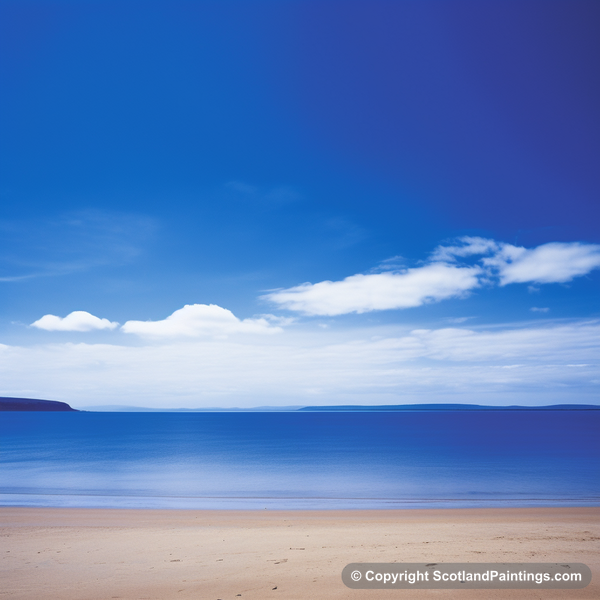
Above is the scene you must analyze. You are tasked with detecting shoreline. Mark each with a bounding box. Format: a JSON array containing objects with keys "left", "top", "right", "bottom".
[
  {"left": 2, "top": 506, "right": 599, "bottom": 599},
  {"left": 3, "top": 498, "right": 599, "bottom": 511}
]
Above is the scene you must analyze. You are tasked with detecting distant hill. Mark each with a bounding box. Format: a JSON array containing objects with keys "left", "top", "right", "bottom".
[
  {"left": 0, "top": 397, "right": 78, "bottom": 411},
  {"left": 84, "top": 405, "right": 304, "bottom": 412},
  {"left": 298, "top": 403, "right": 600, "bottom": 411}
]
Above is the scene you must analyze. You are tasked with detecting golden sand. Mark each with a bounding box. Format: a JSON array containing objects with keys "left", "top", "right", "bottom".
[{"left": 1, "top": 507, "right": 598, "bottom": 599}]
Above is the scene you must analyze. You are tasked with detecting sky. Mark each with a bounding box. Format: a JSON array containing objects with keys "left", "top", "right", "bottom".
[{"left": 0, "top": 0, "right": 599, "bottom": 408}]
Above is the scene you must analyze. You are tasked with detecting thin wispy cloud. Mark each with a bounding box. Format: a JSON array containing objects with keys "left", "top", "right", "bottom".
[
  {"left": 121, "top": 303, "right": 282, "bottom": 338},
  {"left": 225, "top": 181, "right": 302, "bottom": 205},
  {"left": 320, "top": 217, "right": 368, "bottom": 250},
  {"left": 430, "top": 237, "right": 499, "bottom": 261},
  {"left": 31, "top": 311, "right": 119, "bottom": 332},
  {"left": 266, "top": 238, "right": 600, "bottom": 316},
  {"left": 0, "top": 210, "right": 157, "bottom": 281}
]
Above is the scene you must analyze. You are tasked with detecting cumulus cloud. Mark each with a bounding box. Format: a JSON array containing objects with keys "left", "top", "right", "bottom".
[
  {"left": 121, "top": 303, "right": 282, "bottom": 338},
  {"left": 31, "top": 311, "right": 119, "bottom": 332},
  {"left": 265, "top": 263, "right": 481, "bottom": 316},
  {"left": 267, "top": 237, "right": 600, "bottom": 316}
]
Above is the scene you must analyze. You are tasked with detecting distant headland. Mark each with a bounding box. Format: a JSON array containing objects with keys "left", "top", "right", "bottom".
[
  {"left": 0, "top": 397, "right": 78, "bottom": 411},
  {"left": 298, "top": 404, "right": 600, "bottom": 411}
]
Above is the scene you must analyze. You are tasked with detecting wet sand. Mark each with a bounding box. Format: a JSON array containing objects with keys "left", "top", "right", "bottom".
[{"left": 1, "top": 507, "right": 598, "bottom": 599}]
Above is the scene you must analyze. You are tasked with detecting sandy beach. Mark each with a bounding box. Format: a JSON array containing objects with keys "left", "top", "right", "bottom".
[{"left": 1, "top": 507, "right": 598, "bottom": 600}]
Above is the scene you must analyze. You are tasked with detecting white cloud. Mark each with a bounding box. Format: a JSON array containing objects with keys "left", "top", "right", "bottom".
[
  {"left": 430, "top": 236, "right": 499, "bottom": 262},
  {"left": 265, "top": 263, "right": 482, "bottom": 316},
  {"left": 530, "top": 307, "right": 550, "bottom": 313},
  {"left": 121, "top": 303, "right": 282, "bottom": 338},
  {"left": 31, "top": 311, "right": 119, "bottom": 332},
  {"left": 266, "top": 237, "right": 600, "bottom": 316},
  {"left": 2, "top": 320, "right": 598, "bottom": 407},
  {"left": 487, "top": 242, "right": 600, "bottom": 285},
  {"left": 398, "top": 321, "right": 599, "bottom": 362},
  {"left": 436, "top": 237, "right": 600, "bottom": 284},
  {"left": 256, "top": 314, "right": 297, "bottom": 326}
]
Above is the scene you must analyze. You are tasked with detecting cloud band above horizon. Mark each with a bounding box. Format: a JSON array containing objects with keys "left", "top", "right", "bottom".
[{"left": 5, "top": 319, "right": 600, "bottom": 408}]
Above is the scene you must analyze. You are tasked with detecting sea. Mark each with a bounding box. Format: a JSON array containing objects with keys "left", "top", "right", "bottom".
[{"left": 1, "top": 410, "right": 599, "bottom": 510}]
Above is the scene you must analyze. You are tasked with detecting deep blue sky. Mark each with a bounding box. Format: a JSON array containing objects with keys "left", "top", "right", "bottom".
[{"left": 1, "top": 1, "right": 598, "bottom": 406}]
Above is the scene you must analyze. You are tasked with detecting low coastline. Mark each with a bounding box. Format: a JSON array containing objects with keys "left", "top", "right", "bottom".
[{"left": 2, "top": 506, "right": 599, "bottom": 599}]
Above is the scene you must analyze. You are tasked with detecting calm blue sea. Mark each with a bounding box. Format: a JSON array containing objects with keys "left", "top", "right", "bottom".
[{"left": 1, "top": 411, "right": 599, "bottom": 509}]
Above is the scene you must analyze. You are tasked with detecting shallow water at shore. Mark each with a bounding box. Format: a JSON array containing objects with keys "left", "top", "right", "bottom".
[{"left": 1, "top": 411, "right": 599, "bottom": 509}]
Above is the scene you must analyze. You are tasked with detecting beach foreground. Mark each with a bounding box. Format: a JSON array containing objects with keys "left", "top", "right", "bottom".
[{"left": 1, "top": 507, "right": 598, "bottom": 600}]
